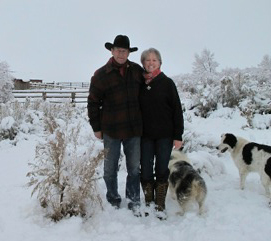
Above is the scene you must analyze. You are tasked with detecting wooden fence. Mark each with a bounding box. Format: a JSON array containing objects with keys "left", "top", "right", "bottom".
[
  {"left": 29, "top": 82, "right": 89, "bottom": 90},
  {"left": 12, "top": 89, "right": 89, "bottom": 104}
]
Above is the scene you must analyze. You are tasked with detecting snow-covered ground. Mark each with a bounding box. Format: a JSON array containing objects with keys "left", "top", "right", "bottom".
[{"left": 0, "top": 105, "right": 271, "bottom": 241}]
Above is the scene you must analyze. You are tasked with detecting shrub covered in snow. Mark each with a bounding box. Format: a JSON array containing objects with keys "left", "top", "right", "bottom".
[
  {"left": 26, "top": 107, "right": 104, "bottom": 221},
  {"left": 0, "top": 100, "right": 44, "bottom": 141},
  {"left": 0, "top": 116, "right": 18, "bottom": 140},
  {"left": 0, "top": 61, "right": 14, "bottom": 103},
  {"left": 175, "top": 53, "right": 271, "bottom": 118}
]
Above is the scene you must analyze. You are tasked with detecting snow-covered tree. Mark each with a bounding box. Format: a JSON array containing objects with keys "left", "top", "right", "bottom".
[
  {"left": 258, "top": 54, "right": 271, "bottom": 84},
  {"left": 219, "top": 76, "right": 238, "bottom": 107},
  {"left": 0, "top": 61, "right": 14, "bottom": 103},
  {"left": 187, "top": 49, "right": 220, "bottom": 116},
  {"left": 192, "top": 48, "right": 219, "bottom": 84}
]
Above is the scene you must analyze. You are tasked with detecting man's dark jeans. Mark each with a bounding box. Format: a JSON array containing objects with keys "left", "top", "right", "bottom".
[{"left": 103, "top": 134, "right": 141, "bottom": 208}]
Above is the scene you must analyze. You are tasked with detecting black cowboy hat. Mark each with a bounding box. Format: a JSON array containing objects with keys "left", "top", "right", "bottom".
[{"left": 105, "top": 35, "right": 138, "bottom": 52}]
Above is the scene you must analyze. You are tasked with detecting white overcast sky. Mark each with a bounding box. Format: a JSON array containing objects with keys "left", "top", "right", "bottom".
[{"left": 1, "top": 0, "right": 271, "bottom": 82}]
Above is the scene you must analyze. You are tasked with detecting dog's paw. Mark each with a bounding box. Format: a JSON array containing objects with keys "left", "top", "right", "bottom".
[
  {"left": 176, "top": 211, "right": 185, "bottom": 216},
  {"left": 156, "top": 211, "right": 167, "bottom": 220},
  {"left": 199, "top": 206, "right": 208, "bottom": 216},
  {"left": 268, "top": 201, "right": 271, "bottom": 208}
]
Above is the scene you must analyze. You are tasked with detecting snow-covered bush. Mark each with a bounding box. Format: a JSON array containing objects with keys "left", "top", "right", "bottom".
[
  {"left": 0, "top": 116, "right": 18, "bottom": 141},
  {"left": 251, "top": 114, "right": 271, "bottom": 129},
  {"left": 0, "top": 99, "right": 104, "bottom": 221},
  {"left": 174, "top": 53, "right": 271, "bottom": 118},
  {"left": 0, "top": 100, "right": 45, "bottom": 140},
  {"left": 220, "top": 76, "right": 239, "bottom": 107},
  {"left": 27, "top": 112, "right": 104, "bottom": 221},
  {"left": 189, "top": 151, "right": 225, "bottom": 178},
  {"left": 0, "top": 61, "right": 14, "bottom": 103}
]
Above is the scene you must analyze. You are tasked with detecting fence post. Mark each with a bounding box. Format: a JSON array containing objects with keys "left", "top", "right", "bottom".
[
  {"left": 42, "top": 92, "right": 47, "bottom": 101},
  {"left": 71, "top": 92, "right": 76, "bottom": 106}
]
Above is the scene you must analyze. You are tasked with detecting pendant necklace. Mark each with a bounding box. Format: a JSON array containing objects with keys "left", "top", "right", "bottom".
[{"left": 146, "top": 85, "right": 151, "bottom": 90}]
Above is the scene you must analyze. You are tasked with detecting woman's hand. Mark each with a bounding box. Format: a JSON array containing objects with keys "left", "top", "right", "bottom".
[
  {"left": 94, "top": 131, "right": 103, "bottom": 139},
  {"left": 173, "top": 140, "right": 183, "bottom": 150}
]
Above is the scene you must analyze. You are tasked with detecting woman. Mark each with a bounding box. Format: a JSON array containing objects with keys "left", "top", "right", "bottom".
[{"left": 139, "top": 48, "right": 184, "bottom": 215}]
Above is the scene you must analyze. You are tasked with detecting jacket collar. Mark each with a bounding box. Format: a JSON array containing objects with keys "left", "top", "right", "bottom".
[{"left": 105, "top": 58, "right": 131, "bottom": 74}]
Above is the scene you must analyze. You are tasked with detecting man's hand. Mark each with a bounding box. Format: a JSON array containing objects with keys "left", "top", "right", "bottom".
[{"left": 94, "top": 131, "right": 103, "bottom": 139}]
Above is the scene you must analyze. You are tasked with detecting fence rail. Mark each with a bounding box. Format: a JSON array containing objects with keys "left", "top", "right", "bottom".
[
  {"left": 30, "top": 82, "right": 89, "bottom": 90},
  {"left": 12, "top": 90, "right": 89, "bottom": 104}
]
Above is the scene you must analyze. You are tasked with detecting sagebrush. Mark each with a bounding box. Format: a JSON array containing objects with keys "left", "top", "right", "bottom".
[{"left": 27, "top": 112, "right": 104, "bottom": 221}]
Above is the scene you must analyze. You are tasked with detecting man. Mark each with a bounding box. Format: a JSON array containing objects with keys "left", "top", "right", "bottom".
[{"left": 87, "top": 35, "right": 143, "bottom": 214}]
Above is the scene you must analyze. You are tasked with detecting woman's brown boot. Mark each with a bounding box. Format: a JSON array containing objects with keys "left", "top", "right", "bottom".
[
  {"left": 141, "top": 181, "right": 155, "bottom": 206},
  {"left": 155, "top": 181, "right": 168, "bottom": 220}
]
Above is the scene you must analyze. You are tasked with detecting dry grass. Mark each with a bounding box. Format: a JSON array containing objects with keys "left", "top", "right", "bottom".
[{"left": 27, "top": 112, "right": 104, "bottom": 221}]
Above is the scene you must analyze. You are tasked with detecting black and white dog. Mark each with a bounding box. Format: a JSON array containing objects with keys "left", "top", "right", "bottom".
[
  {"left": 217, "top": 133, "right": 271, "bottom": 204},
  {"left": 168, "top": 150, "right": 207, "bottom": 215}
]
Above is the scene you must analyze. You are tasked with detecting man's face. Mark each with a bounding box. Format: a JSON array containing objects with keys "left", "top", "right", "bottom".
[{"left": 111, "top": 47, "right": 130, "bottom": 64}]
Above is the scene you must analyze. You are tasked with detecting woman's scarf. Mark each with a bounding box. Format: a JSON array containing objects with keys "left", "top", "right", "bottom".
[{"left": 143, "top": 68, "right": 161, "bottom": 85}]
